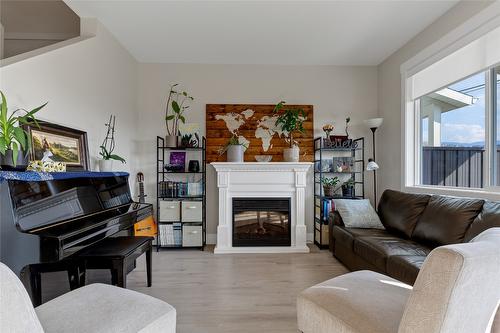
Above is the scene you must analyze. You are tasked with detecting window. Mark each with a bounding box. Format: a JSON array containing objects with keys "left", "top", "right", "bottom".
[
  {"left": 419, "top": 72, "right": 486, "bottom": 188},
  {"left": 496, "top": 67, "right": 500, "bottom": 186}
]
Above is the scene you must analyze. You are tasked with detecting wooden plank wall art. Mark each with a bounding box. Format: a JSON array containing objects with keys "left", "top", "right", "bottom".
[{"left": 206, "top": 104, "right": 313, "bottom": 162}]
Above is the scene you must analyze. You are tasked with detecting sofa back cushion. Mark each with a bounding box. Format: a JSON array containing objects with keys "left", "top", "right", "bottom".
[
  {"left": 464, "top": 201, "right": 500, "bottom": 242},
  {"left": 378, "top": 190, "right": 430, "bottom": 238},
  {"left": 412, "top": 195, "right": 484, "bottom": 246}
]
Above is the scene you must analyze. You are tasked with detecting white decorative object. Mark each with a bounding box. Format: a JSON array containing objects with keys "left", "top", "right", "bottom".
[
  {"left": 334, "top": 199, "right": 384, "bottom": 229},
  {"left": 283, "top": 145, "right": 300, "bottom": 162},
  {"left": 366, "top": 160, "right": 380, "bottom": 171},
  {"left": 98, "top": 159, "right": 113, "bottom": 172},
  {"left": 226, "top": 145, "right": 244, "bottom": 162},
  {"left": 212, "top": 162, "right": 312, "bottom": 253},
  {"left": 255, "top": 155, "right": 272, "bottom": 162}
]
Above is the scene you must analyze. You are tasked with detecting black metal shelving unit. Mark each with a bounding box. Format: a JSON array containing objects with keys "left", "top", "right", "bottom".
[
  {"left": 156, "top": 136, "right": 206, "bottom": 251},
  {"left": 313, "top": 137, "right": 365, "bottom": 249}
]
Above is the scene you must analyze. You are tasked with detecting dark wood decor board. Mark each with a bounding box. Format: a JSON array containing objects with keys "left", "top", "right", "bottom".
[{"left": 206, "top": 104, "right": 313, "bottom": 163}]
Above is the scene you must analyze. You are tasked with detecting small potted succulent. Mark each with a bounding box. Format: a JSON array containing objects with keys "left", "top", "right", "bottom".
[
  {"left": 273, "top": 101, "right": 306, "bottom": 162},
  {"left": 341, "top": 177, "right": 355, "bottom": 197},
  {"left": 99, "top": 115, "right": 126, "bottom": 171},
  {"left": 322, "top": 176, "right": 340, "bottom": 197},
  {"left": 218, "top": 135, "right": 248, "bottom": 162},
  {"left": 0, "top": 91, "right": 47, "bottom": 171},
  {"left": 164, "top": 84, "right": 194, "bottom": 148}
]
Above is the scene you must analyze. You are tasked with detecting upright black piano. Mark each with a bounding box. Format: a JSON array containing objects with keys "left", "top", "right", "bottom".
[{"left": 0, "top": 171, "right": 152, "bottom": 304}]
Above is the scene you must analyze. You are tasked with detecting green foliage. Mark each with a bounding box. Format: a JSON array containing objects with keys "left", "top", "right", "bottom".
[
  {"left": 99, "top": 145, "right": 126, "bottom": 164},
  {"left": 342, "top": 177, "right": 355, "bottom": 188},
  {"left": 0, "top": 91, "right": 47, "bottom": 166},
  {"left": 273, "top": 100, "right": 306, "bottom": 148},
  {"left": 164, "top": 84, "right": 194, "bottom": 136},
  {"left": 321, "top": 176, "right": 340, "bottom": 187}
]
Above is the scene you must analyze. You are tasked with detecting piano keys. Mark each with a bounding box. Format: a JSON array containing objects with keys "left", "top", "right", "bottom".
[{"left": 0, "top": 171, "right": 153, "bottom": 304}]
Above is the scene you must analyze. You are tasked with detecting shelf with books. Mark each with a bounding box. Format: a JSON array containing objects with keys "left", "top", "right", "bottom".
[
  {"left": 156, "top": 136, "right": 206, "bottom": 251},
  {"left": 313, "top": 137, "right": 365, "bottom": 249}
]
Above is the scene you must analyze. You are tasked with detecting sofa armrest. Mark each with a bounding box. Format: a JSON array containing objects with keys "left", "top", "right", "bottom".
[{"left": 328, "top": 211, "right": 344, "bottom": 253}]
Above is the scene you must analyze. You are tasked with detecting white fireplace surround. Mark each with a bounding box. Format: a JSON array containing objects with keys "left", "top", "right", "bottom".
[{"left": 211, "top": 162, "right": 312, "bottom": 254}]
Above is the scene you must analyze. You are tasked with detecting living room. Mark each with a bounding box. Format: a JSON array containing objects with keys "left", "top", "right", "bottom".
[{"left": 0, "top": 1, "right": 499, "bottom": 332}]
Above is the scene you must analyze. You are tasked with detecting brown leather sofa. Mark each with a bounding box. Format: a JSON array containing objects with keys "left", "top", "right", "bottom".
[{"left": 328, "top": 189, "right": 500, "bottom": 285}]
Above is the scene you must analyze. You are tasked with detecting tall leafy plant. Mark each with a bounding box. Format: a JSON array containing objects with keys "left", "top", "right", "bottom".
[
  {"left": 0, "top": 91, "right": 47, "bottom": 165},
  {"left": 165, "top": 84, "right": 194, "bottom": 136},
  {"left": 273, "top": 101, "right": 306, "bottom": 148}
]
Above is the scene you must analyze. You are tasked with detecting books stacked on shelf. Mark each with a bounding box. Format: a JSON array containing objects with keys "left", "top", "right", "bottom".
[
  {"left": 315, "top": 197, "right": 336, "bottom": 222},
  {"left": 159, "top": 181, "right": 203, "bottom": 197},
  {"left": 158, "top": 223, "right": 182, "bottom": 246}
]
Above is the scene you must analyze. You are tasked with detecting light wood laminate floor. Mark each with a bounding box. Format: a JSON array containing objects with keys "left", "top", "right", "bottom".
[{"left": 42, "top": 245, "right": 348, "bottom": 333}]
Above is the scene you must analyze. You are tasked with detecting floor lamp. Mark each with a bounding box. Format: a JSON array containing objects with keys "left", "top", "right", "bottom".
[{"left": 364, "top": 118, "right": 383, "bottom": 208}]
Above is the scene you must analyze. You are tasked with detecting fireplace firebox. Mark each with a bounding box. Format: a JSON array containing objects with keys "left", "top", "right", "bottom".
[{"left": 232, "top": 198, "right": 291, "bottom": 247}]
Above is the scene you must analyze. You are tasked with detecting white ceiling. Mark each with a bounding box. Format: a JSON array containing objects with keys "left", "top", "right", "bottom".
[{"left": 65, "top": 0, "right": 458, "bottom": 66}]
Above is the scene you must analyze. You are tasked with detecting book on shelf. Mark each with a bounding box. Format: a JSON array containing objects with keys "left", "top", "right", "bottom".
[{"left": 159, "top": 181, "right": 203, "bottom": 197}]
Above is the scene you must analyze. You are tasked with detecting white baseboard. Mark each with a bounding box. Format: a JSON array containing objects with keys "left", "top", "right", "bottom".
[{"left": 206, "top": 233, "right": 315, "bottom": 245}]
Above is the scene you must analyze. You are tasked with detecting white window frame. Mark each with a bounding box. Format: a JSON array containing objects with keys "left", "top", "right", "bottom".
[{"left": 401, "top": 2, "right": 500, "bottom": 201}]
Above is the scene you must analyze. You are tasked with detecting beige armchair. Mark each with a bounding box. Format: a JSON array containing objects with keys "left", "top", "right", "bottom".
[
  {"left": 0, "top": 262, "right": 176, "bottom": 333},
  {"left": 298, "top": 228, "right": 500, "bottom": 333}
]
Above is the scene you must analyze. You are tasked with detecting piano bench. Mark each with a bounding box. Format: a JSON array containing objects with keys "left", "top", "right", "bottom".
[{"left": 77, "top": 236, "right": 154, "bottom": 289}]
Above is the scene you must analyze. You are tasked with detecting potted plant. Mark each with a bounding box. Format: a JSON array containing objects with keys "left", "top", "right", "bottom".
[
  {"left": 0, "top": 91, "right": 47, "bottom": 171},
  {"left": 99, "top": 115, "right": 126, "bottom": 171},
  {"left": 341, "top": 177, "right": 355, "bottom": 197},
  {"left": 322, "top": 176, "right": 340, "bottom": 197},
  {"left": 165, "top": 84, "right": 194, "bottom": 147},
  {"left": 218, "top": 135, "right": 248, "bottom": 162},
  {"left": 273, "top": 101, "right": 306, "bottom": 162}
]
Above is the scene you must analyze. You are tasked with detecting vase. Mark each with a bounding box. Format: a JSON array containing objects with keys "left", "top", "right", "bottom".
[
  {"left": 0, "top": 149, "right": 29, "bottom": 171},
  {"left": 227, "top": 145, "right": 244, "bottom": 162},
  {"left": 323, "top": 185, "right": 336, "bottom": 197},
  {"left": 165, "top": 135, "right": 178, "bottom": 148},
  {"left": 342, "top": 186, "right": 354, "bottom": 197},
  {"left": 283, "top": 146, "right": 300, "bottom": 162},
  {"left": 98, "top": 159, "right": 114, "bottom": 172}
]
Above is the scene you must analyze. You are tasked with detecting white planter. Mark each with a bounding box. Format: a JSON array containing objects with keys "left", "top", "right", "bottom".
[
  {"left": 165, "top": 135, "right": 178, "bottom": 148},
  {"left": 227, "top": 145, "right": 244, "bottom": 162},
  {"left": 98, "top": 159, "right": 114, "bottom": 172},
  {"left": 283, "top": 146, "right": 300, "bottom": 162}
]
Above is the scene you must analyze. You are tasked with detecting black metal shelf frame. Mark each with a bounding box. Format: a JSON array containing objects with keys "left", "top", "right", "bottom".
[
  {"left": 156, "top": 136, "right": 207, "bottom": 251},
  {"left": 313, "top": 137, "right": 365, "bottom": 249}
]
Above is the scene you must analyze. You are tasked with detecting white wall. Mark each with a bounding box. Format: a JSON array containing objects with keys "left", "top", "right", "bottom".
[
  {"left": 136, "top": 63, "right": 378, "bottom": 238},
  {"left": 0, "top": 21, "right": 138, "bottom": 178},
  {"left": 377, "top": 1, "right": 494, "bottom": 195}
]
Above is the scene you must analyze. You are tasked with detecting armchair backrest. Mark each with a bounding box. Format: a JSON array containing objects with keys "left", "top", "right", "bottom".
[
  {"left": 398, "top": 228, "right": 500, "bottom": 333},
  {"left": 0, "top": 262, "right": 44, "bottom": 332}
]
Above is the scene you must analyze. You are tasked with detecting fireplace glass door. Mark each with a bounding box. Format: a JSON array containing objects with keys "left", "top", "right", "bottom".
[{"left": 232, "top": 198, "right": 291, "bottom": 247}]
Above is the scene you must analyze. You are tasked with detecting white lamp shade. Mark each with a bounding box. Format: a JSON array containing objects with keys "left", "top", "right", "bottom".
[
  {"left": 366, "top": 160, "right": 379, "bottom": 171},
  {"left": 364, "top": 118, "right": 384, "bottom": 129}
]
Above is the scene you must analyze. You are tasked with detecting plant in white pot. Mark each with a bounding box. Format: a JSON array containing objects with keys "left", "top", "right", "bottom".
[
  {"left": 164, "top": 84, "right": 194, "bottom": 148},
  {"left": 218, "top": 135, "right": 248, "bottom": 162},
  {"left": 273, "top": 101, "right": 306, "bottom": 162},
  {"left": 0, "top": 91, "right": 47, "bottom": 171},
  {"left": 98, "top": 115, "right": 125, "bottom": 172}
]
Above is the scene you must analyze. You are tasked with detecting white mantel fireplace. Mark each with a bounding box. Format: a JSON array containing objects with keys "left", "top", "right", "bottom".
[{"left": 211, "top": 162, "right": 312, "bottom": 254}]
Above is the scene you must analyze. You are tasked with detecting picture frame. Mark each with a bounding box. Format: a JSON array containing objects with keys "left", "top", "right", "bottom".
[{"left": 23, "top": 121, "right": 90, "bottom": 171}]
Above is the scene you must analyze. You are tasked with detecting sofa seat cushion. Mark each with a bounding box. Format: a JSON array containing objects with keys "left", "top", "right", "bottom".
[
  {"left": 412, "top": 195, "right": 484, "bottom": 246},
  {"left": 36, "top": 283, "right": 176, "bottom": 333},
  {"left": 353, "top": 236, "right": 431, "bottom": 271},
  {"left": 386, "top": 255, "right": 426, "bottom": 285},
  {"left": 332, "top": 226, "right": 391, "bottom": 250},
  {"left": 378, "top": 190, "right": 430, "bottom": 238},
  {"left": 297, "top": 270, "right": 412, "bottom": 333}
]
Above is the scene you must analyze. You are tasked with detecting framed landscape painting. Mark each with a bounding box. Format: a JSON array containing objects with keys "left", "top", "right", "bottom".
[{"left": 24, "top": 121, "right": 90, "bottom": 171}]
